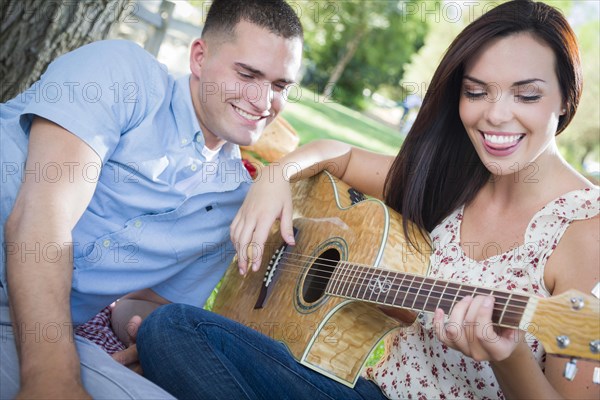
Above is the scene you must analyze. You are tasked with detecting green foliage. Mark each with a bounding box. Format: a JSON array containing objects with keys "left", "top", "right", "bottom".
[
  {"left": 299, "top": 0, "right": 430, "bottom": 109},
  {"left": 557, "top": 16, "right": 600, "bottom": 174},
  {"left": 366, "top": 340, "right": 385, "bottom": 367}
]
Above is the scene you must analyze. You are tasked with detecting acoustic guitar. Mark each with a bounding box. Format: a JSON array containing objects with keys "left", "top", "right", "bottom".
[{"left": 213, "top": 171, "right": 600, "bottom": 388}]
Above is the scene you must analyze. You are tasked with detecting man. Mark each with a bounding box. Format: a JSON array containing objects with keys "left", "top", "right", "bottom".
[{"left": 0, "top": 0, "right": 303, "bottom": 397}]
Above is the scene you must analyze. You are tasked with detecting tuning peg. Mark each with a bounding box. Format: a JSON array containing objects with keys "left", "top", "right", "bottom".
[
  {"left": 592, "top": 282, "right": 600, "bottom": 299},
  {"left": 563, "top": 358, "right": 578, "bottom": 381},
  {"left": 594, "top": 367, "right": 600, "bottom": 385}
]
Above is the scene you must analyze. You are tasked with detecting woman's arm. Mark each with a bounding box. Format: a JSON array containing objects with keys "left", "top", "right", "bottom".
[
  {"left": 231, "top": 139, "right": 394, "bottom": 274},
  {"left": 532, "top": 216, "right": 600, "bottom": 399},
  {"left": 433, "top": 216, "right": 599, "bottom": 399}
]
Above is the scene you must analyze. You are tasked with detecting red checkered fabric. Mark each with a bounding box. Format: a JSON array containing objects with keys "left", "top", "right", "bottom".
[{"left": 74, "top": 306, "right": 126, "bottom": 354}]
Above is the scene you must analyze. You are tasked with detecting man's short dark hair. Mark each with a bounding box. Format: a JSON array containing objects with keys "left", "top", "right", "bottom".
[{"left": 202, "top": 0, "right": 303, "bottom": 41}]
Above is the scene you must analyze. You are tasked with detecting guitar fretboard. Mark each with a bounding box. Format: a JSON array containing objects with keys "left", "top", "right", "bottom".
[{"left": 326, "top": 262, "right": 530, "bottom": 328}]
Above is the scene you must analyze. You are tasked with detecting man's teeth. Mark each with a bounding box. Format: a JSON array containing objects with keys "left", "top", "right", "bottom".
[
  {"left": 484, "top": 134, "right": 523, "bottom": 145},
  {"left": 234, "top": 106, "right": 261, "bottom": 121}
]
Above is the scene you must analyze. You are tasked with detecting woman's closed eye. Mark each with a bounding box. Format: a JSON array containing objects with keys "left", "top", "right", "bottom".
[
  {"left": 463, "top": 89, "right": 486, "bottom": 99},
  {"left": 515, "top": 94, "right": 541, "bottom": 103}
]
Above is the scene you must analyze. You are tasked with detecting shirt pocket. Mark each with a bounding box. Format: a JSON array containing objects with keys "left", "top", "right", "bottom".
[
  {"left": 168, "top": 203, "right": 230, "bottom": 263},
  {"left": 73, "top": 207, "right": 182, "bottom": 272}
]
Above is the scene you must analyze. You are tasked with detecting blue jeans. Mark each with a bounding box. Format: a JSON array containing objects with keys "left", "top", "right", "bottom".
[
  {"left": 0, "top": 284, "right": 174, "bottom": 399},
  {"left": 137, "top": 304, "right": 388, "bottom": 400}
]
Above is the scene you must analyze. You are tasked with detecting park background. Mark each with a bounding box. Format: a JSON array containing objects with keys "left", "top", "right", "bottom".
[
  {"left": 120, "top": 0, "right": 600, "bottom": 178},
  {"left": 1, "top": 0, "right": 599, "bottom": 366},
  {"left": 2, "top": 0, "right": 598, "bottom": 176}
]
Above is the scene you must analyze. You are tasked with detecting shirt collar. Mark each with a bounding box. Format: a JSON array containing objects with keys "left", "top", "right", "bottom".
[{"left": 172, "top": 74, "right": 241, "bottom": 160}]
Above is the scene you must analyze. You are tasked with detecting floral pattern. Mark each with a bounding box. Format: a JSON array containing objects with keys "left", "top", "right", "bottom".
[{"left": 364, "top": 187, "right": 599, "bottom": 399}]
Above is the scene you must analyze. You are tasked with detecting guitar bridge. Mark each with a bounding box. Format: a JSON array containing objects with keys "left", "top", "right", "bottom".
[{"left": 254, "top": 228, "right": 297, "bottom": 309}]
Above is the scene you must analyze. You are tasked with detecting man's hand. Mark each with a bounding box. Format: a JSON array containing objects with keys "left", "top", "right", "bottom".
[{"left": 112, "top": 315, "right": 143, "bottom": 375}]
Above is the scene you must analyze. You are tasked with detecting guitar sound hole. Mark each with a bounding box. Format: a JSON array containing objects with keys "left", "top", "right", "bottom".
[{"left": 302, "top": 248, "right": 340, "bottom": 303}]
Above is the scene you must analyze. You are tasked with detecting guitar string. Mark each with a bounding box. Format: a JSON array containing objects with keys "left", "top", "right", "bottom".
[
  {"left": 276, "top": 252, "right": 600, "bottom": 318},
  {"left": 268, "top": 250, "right": 527, "bottom": 304},
  {"left": 251, "top": 251, "right": 530, "bottom": 318},
  {"left": 246, "top": 251, "right": 599, "bottom": 318}
]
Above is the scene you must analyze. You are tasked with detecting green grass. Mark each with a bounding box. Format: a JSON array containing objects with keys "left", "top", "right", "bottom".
[{"left": 282, "top": 88, "right": 402, "bottom": 154}]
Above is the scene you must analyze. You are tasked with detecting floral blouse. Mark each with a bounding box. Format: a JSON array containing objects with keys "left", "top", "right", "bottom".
[{"left": 364, "top": 187, "right": 599, "bottom": 399}]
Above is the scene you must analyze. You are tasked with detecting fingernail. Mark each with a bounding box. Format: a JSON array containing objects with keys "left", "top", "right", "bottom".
[
  {"left": 239, "top": 267, "right": 245, "bottom": 275},
  {"left": 483, "top": 296, "right": 493, "bottom": 308},
  {"left": 287, "top": 235, "right": 295, "bottom": 245}
]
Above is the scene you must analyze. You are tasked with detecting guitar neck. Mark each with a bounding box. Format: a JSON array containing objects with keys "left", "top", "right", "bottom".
[{"left": 326, "top": 262, "right": 530, "bottom": 328}]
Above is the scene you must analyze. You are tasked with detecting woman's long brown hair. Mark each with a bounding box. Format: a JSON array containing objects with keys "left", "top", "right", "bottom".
[{"left": 384, "top": 0, "right": 582, "bottom": 247}]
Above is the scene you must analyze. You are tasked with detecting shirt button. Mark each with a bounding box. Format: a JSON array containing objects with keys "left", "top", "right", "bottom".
[
  {"left": 102, "top": 239, "right": 111, "bottom": 248},
  {"left": 196, "top": 136, "right": 202, "bottom": 143},
  {"left": 190, "top": 164, "right": 198, "bottom": 171},
  {"left": 134, "top": 220, "right": 142, "bottom": 228},
  {"left": 181, "top": 138, "right": 188, "bottom": 145}
]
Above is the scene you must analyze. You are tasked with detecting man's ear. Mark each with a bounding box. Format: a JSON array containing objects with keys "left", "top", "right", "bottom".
[{"left": 190, "top": 39, "right": 208, "bottom": 78}]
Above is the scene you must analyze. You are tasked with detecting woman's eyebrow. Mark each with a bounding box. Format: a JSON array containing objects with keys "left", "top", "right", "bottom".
[{"left": 463, "top": 75, "right": 546, "bottom": 87}]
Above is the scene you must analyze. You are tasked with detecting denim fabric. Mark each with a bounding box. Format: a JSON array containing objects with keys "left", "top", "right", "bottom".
[
  {"left": 0, "top": 286, "right": 175, "bottom": 399},
  {"left": 137, "top": 304, "right": 388, "bottom": 400}
]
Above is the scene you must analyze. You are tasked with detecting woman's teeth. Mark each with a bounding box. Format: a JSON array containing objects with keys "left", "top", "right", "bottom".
[{"left": 484, "top": 133, "right": 523, "bottom": 145}]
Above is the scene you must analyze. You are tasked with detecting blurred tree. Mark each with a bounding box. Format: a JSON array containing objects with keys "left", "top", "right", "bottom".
[
  {"left": 558, "top": 18, "right": 600, "bottom": 173},
  {"left": 299, "top": 0, "right": 429, "bottom": 109},
  {"left": 0, "top": 0, "right": 128, "bottom": 102}
]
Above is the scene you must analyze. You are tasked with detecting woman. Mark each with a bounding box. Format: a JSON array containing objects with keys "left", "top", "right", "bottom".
[{"left": 137, "top": 1, "right": 599, "bottom": 398}]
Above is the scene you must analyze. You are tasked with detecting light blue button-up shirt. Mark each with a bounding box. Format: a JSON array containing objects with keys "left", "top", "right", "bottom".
[{"left": 0, "top": 40, "right": 252, "bottom": 325}]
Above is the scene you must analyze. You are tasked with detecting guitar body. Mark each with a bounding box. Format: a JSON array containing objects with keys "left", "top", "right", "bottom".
[{"left": 213, "top": 172, "right": 431, "bottom": 387}]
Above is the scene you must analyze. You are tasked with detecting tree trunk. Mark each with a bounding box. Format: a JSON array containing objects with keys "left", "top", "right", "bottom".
[
  {"left": 1, "top": 0, "right": 128, "bottom": 102},
  {"left": 322, "top": 27, "right": 366, "bottom": 100}
]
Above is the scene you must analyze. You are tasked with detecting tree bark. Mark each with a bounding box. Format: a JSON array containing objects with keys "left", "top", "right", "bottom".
[
  {"left": 322, "top": 27, "right": 366, "bottom": 100},
  {"left": 1, "top": 0, "right": 128, "bottom": 102}
]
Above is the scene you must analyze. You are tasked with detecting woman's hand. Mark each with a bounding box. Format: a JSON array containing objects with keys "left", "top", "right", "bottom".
[
  {"left": 433, "top": 296, "right": 522, "bottom": 362},
  {"left": 231, "top": 165, "right": 296, "bottom": 275},
  {"left": 111, "top": 315, "right": 143, "bottom": 375}
]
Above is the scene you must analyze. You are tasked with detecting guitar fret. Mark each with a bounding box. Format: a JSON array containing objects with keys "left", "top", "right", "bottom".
[
  {"left": 351, "top": 264, "right": 366, "bottom": 300},
  {"left": 390, "top": 272, "right": 407, "bottom": 308},
  {"left": 449, "top": 283, "right": 463, "bottom": 315},
  {"left": 349, "top": 264, "right": 362, "bottom": 298},
  {"left": 498, "top": 293, "right": 529, "bottom": 327},
  {"left": 356, "top": 266, "right": 372, "bottom": 300},
  {"left": 492, "top": 292, "right": 512, "bottom": 324},
  {"left": 409, "top": 276, "right": 426, "bottom": 310},
  {"left": 420, "top": 278, "right": 438, "bottom": 313},
  {"left": 436, "top": 280, "right": 450, "bottom": 313},
  {"left": 400, "top": 275, "right": 417, "bottom": 308},
  {"left": 367, "top": 268, "right": 384, "bottom": 303},
  {"left": 338, "top": 262, "right": 352, "bottom": 297},
  {"left": 344, "top": 263, "right": 359, "bottom": 299},
  {"left": 382, "top": 270, "right": 397, "bottom": 306},
  {"left": 376, "top": 269, "right": 393, "bottom": 305},
  {"left": 328, "top": 262, "right": 529, "bottom": 330},
  {"left": 341, "top": 263, "right": 354, "bottom": 296},
  {"left": 328, "top": 262, "right": 345, "bottom": 295},
  {"left": 487, "top": 289, "right": 507, "bottom": 325}
]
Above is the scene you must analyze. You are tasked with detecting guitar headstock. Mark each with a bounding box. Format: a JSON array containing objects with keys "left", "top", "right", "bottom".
[{"left": 525, "top": 289, "right": 599, "bottom": 362}]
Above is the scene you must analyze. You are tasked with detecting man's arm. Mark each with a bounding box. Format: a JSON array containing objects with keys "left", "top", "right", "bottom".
[{"left": 5, "top": 117, "right": 100, "bottom": 398}]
